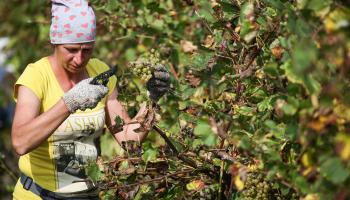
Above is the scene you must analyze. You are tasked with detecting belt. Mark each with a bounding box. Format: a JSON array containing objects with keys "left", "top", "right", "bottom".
[{"left": 20, "top": 173, "right": 99, "bottom": 200}]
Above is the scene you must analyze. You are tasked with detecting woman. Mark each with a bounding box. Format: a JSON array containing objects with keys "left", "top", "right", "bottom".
[{"left": 11, "top": 1, "right": 170, "bottom": 199}]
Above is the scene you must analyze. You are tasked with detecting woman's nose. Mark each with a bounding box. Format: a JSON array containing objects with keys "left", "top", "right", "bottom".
[{"left": 73, "top": 51, "right": 84, "bottom": 66}]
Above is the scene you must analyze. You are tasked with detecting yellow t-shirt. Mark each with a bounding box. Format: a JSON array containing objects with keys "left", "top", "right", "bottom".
[{"left": 13, "top": 57, "right": 116, "bottom": 199}]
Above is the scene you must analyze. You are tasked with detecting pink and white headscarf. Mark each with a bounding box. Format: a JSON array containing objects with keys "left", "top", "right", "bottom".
[{"left": 50, "top": 0, "right": 96, "bottom": 44}]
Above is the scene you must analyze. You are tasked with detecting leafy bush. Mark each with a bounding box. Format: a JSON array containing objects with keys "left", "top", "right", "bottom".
[{"left": 1, "top": 0, "right": 350, "bottom": 199}]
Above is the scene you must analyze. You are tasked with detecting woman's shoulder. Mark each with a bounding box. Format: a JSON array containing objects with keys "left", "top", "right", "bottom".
[
  {"left": 19, "top": 57, "right": 50, "bottom": 78},
  {"left": 25, "top": 57, "right": 50, "bottom": 73}
]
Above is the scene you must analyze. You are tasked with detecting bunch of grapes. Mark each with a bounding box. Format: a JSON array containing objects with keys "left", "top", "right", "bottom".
[
  {"left": 129, "top": 49, "right": 161, "bottom": 83},
  {"left": 130, "top": 59, "right": 152, "bottom": 82},
  {"left": 240, "top": 172, "right": 275, "bottom": 200},
  {"left": 239, "top": 171, "right": 299, "bottom": 200}
]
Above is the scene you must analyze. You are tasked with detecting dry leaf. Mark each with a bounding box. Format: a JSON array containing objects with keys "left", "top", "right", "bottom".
[
  {"left": 181, "top": 40, "right": 198, "bottom": 53},
  {"left": 203, "top": 35, "right": 215, "bottom": 49},
  {"left": 307, "top": 114, "right": 337, "bottom": 133},
  {"left": 271, "top": 46, "right": 283, "bottom": 59},
  {"left": 185, "top": 73, "right": 201, "bottom": 87}
]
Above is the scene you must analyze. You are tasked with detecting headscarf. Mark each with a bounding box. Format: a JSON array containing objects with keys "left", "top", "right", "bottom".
[{"left": 50, "top": 0, "right": 96, "bottom": 44}]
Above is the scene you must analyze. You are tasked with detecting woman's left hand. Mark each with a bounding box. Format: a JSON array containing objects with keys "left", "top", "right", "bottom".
[{"left": 113, "top": 103, "right": 156, "bottom": 143}]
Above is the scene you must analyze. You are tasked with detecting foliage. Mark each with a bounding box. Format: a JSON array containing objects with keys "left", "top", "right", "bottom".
[{"left": 1, "top": 0, "right": 350, "bottom": 199}]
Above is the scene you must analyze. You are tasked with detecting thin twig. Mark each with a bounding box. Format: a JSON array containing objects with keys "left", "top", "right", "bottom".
[
  {"left": 209, "top": 117, "right": 228, "bottom": 140},
  {"left": 113, "top": 169, "right": 196, "bottom": 189},
  {"left": 218, "top": 160, "right": 224, "bottom": 200},
  {"left": 168, "top": 63, "right": 179, "bottom": 81},
  {"left": 215, "top": 151, "right": 236, "bottom": 163},
  {"left": 153, "top": 126, "right": 179, "bottom": 155},
  {"left": 153, "top": 126, "right": 198, "bottom": 168}
]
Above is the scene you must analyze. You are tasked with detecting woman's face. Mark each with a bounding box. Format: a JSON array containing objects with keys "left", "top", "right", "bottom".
[{"left": 55, "top": 42, "right": 94, "bottom": 73}]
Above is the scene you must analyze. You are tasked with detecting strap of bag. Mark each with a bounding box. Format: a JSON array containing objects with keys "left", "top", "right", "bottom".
[{"left": 20, "top": 173, "right": 99, "bottom": 200}]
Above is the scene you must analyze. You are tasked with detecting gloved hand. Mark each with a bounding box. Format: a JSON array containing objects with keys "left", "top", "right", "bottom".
[
  {"left": 62, "top": 78, "right": 109, "bottom": 113},
  {"left": 146, "top": 64, "right": 170, "bottom": 102}
]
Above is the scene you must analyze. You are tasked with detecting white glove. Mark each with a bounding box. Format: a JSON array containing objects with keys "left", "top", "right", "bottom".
[{"left": 62, "top": 78, "right": 108, "bottom": 113}]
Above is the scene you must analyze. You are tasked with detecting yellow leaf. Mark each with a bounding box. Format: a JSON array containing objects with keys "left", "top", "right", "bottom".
[
  {"left": 301, "top": 151, "right": 313, "bottom": 167},
  {"left": 137, "top": 44, "right": 147, "bottom": 52},
  {"left": 302, "top": 194, "right": 320, "bottom": 200},
  {"left": 234, "top": 175, "right": 244, "bottom": 191},
  {"left": 186, "top": 180, "right": 205, "bottom": 191},
  {"left": 302, "top": 167, "right": 314, "bottom": 176},
  {"left": 169, "top": 10, "right": 177, "bottom": 16},
  {"left": 336, "top": 133, "right": 350, "bottom": 161},
  {"left": 324, "top": 8, "right": 350, "bottom": 33},
  {"left": 334, "top": 102, "right": 350, "bottom": 121},
  {"left": 203, "top": 35, "right": 215, "bottom": 49}
]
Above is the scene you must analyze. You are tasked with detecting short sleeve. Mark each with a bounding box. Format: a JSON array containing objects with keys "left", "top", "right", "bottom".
[{"left": 14, "top": 64, "right": 44, "bottom": 102}]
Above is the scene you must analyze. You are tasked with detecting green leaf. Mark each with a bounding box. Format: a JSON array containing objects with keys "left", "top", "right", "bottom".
[
  {"left": 197, "top": 2, "right": 215, "bottom": 23},
  {"left": 190, "top": 53, "right": 214, "bottom": 71},
  {"left": 282, "top": 97, "right": 299, "bottom": 115},
  {"left": 240, "top": 2, "right": 254, "bottom": 22},
  {"left": 257, "top": 16, "right": 267, "bottom": 30},
  {"left": 142, "top": 147, "right": 158, "bottom": 163},
  {"left": 257, "top": 96, "right": 274, "bottom": 112},
  {"left": 100, "top": 133, "right": 123, "bottom": 159},
  {"left": 303, "top": 74, "right": 321, "bottom": 95},
  {"left": 281, "top": 59, "right": 321, "bottom": 95},
  {"left": 294, "top": 175, "right": 310, "bottom": 194},
  {"left": 264, "top": 120, "right": 285, "bottom": 139},
  {"left": 178, "top": 101, "right": 190, "bottom": 110},
  {"left": 305, "top": 0, "right": 331, "bottom": 17},
  {"left": 264, "top": 7, "right": 277, "bottom": 17},
  {"left": 219, "top": 2, "right": 239, "bottom": 20},
  {"left": 238, "top": 135, "right": 252, "bottom": 150},
  {"left": 151, "top": 19, "right": 164, "bottom": 30},
  {"left": 264, "top": 62, "right": 279, "bottom": 77},
  {"left": 100, "top": 189, "right": 116, "bottom": 200},
  {"left": 292, "top": 40, "right": 318, "bottom": 74},
  {"left": 236, "top": 106, "right": 254, "bottom": 116},
  {"left": 85, "top": 162, "right": 103, "bottom": 183},
  {"left": 125, "top": 48, "right": 137, "bottom": 61},
  {"left": 320, "top": 157, "right": 349, "bottom": 184},
  {"left": 179, "top": 84, "right": 196, "bottom": 100},
  {"left": 264, "top": 0, "right": 284, "bottom": 10},
  {"left": 194, "top": 118, "right": 218, "bottom": 147},
  {"left": 104, "top": 0, "right": 119, "bottom": 13}
]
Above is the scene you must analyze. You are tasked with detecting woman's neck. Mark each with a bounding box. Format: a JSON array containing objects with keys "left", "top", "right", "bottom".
[{"left": 48, "top": 55, "right": 89, "bottom": 91}]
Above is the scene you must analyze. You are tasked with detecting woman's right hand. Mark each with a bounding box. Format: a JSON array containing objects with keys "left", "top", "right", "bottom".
[{"left": 62, "top": 78, "right": 108, "bottom": 113}]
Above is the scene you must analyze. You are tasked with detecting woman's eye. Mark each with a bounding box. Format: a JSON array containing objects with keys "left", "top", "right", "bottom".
[
  {"left": 83, "top": 49, "right": 92, "bottom": 54},
  {"left": 66, "top": 48, "right": 78, "bottom": 53}
]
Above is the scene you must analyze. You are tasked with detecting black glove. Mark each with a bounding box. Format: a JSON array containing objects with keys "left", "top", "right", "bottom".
[{"left": 146, "top": 64, "right": 170, "bottom": 102}]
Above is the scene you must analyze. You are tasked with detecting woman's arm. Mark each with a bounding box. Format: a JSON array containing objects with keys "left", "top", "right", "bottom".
[
  {"left": 11, "top": 85, "right": 70, "bottom": 155},
  {"left": 105, "top": 89, "right": 150, "bottom": 144}
]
